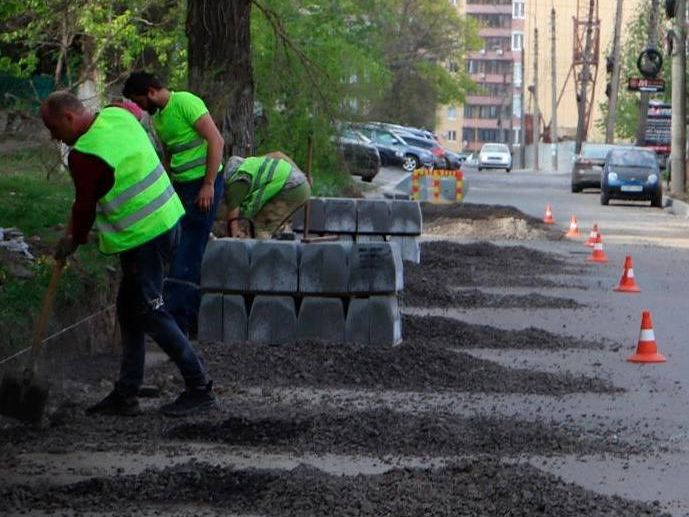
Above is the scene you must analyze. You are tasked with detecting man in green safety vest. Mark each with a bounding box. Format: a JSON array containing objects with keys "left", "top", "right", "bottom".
[
  {"left": 225, "top": 152, "right": 311, "bottom": 239},
  {"left": 41, "top": 91, "right": 216, "bottom": 417},
  {"left": 123, "top": 71, "right": 224, "bottom": 337}
]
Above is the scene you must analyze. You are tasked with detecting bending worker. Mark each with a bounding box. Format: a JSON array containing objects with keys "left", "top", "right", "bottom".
[
  {"left": 40, "top": 91, "right": 215, "bottom": 417},
  {"left": 122, "top": 71, "right": 224, "bottom": 337},
  {"left": 225, "top": 152, "right": 311, "bottom": 239}
]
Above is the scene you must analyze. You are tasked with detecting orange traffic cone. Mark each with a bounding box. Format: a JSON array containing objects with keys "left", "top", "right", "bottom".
[
  {"left": 543, "top": 203, "right": 555, "bottom": 224},
  {"left": 614, "top": 255, "right": 641, "bottom": 293},
  {"left": 565, "top": 215, "right": 581, "bottom": 238},
  {"left": 587, "top": 234, "right": 608, "bottom": 263},
  {"left": 627, "top": 311, "right": 666, "bottom": 363},
  {"left": 585, "top": 223, "right": 599, "bottom": 247}
]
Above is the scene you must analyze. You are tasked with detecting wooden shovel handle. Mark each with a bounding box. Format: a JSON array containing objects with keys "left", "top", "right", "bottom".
[{"left": 30, "top": 260, "right": 65, "bottom": 353}]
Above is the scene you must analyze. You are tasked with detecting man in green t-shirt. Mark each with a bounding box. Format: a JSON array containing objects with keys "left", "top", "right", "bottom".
[
  {"left": 123, "top": 72, "right": 224, "bottom": 337},
  {"left": 225, "top": 152, "right": 311, "bottom": 239}
]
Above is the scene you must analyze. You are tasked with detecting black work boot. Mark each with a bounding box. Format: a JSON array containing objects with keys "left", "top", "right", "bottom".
[
  {"left": 160, "top": 381, "right": 217, "bottom": 417},
  {"left": 86, "top": 390, "right": 142, "bottom": 417}
]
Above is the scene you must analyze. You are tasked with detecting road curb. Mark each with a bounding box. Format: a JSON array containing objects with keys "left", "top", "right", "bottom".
[{"left": 664, "top": 195, "right": 689, "bottom": 217}]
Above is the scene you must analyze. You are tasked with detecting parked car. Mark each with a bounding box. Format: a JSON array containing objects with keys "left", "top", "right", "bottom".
[
  {"left": 333, "top": 128, "right": 381, "bottom": 182},
  {"left": 462, "top": 152, "right": 479, "bottom": 169},
  {"left": 349, "top": 124, "right": 404, "bottom": 167},
  {"left": 600, "top": 147, "right": 662, "bottom": 207},
  {"left": 456, "top": 152, "right": 470, "bottom": 165},
  {"left": 394, "top": 132, "right": 446, "bottom": 168},
  {"left": 443, "top": 150, "right": 464, "bottom": 169},
  {"left": 571, "top": 143, "right": 625, "bottom": 192},
  {"left": 478, "top": 143, "right": 512, "bottom": 172},
  {"left": 356, "top": 124, "right": 434, "bottom": 172}
]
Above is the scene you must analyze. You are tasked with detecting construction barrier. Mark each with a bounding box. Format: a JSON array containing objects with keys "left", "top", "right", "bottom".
[{"left": 410, "top": 169, "right": 464, "bottom": 203}]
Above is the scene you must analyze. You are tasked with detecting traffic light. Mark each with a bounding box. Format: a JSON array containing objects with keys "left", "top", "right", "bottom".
[{"left": 666, "top": 0, "right": 677, "bottom": 18}]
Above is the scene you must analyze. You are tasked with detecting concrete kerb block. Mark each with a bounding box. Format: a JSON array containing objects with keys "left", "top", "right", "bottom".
[
  {"left": 299, "top": 241, "right": 351, "bottom": 294},
  {"left": 197, "top": 293, "right": 223, "bottom": 344},
  {"left": 389, "top": 200, "right": 422, "bottom": 235},
  {"left": 248, "top": 296, "right": 297, "bottom": 345},
  {"left": 249, "top": 241, "right": 299, "bottom": 293},
  {"left": 345, "top": 297, "right": 370, "bottom": 345},
  {"left": 369, "top": 295, "right": 402, "bottom": 346},
  {"left": 223, "top": 295, "right": 248, "bottom": 343},
  {"left": 290, "top": 198, "right": 326, "bottom": 233},
  {"left": 200, "top": 238, "right": 253, "bottom": 292},
  {"left": 349, "top": 242, "right": 404, "bottom": 294},
  {"left": 389, "top": 235, "right": 420, "bottom": 263},
  {"left": 323, "top": 198, "right": 357, "bottom": 233},
  {"left": 297, "top": 297, "right": 345, "bottom": 342},
  {"left": 355, "top": 235, "right": 386, "bottom": 242},
  {"left": 356, "top": 199, "right": 392, "bottom": 234}
]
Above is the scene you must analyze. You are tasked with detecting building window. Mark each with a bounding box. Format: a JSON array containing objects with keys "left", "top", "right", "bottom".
[
  {"left": 513, "top": 62, "right": 522, "bottom": 86},
  {"left": 447, "top": 106, "right": 458, "bottom": 120},
  {"left": 512, "top": 94, "right": 522, "bottom": 117},
  {"left": 447, "top": 130, "right": 457, "bottom": 141},
  {"left": 513, "top": 1, "right": 525, "bottom": 19},
  {"left": 511, "top": 32, "right": 524, "bottom": 52}
]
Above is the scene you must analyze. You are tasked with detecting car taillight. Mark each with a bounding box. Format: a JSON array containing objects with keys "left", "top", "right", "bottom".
[
  {"left": 432, "top": 147, "right": 443, "bottom": 156},
  {"left": 577, "top": 159, "right": 592, "bottom": 165}
]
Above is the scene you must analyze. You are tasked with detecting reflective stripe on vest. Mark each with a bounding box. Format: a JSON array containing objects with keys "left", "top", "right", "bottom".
[
  {"left": 233, "top": 157, "right": 292, "bottom": 218},
  {"left": 168, "top": 138, "right": 204, "bottom": 154},
  {"left": 98, "top": 163, "right": 165, "bottom": 215},
  {"left": 248, "top": 159, "right": 280, "bottom": 217},
  {"left": 96, "top": 183, "right": 177, "bottom": 233},
  {"left": 169, "top": 156, "right": 207, "bottom": 175}
]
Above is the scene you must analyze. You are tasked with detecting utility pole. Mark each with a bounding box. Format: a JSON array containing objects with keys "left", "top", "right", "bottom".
[
  {"left": 575, "top": 0, "right": 595, "bottom": 154},
  {"left": 635, "top": 0, "right": 660, "bottom": 146},
  {"left": 533, "top": 27, "right": 540, "bottom": 171},
  {"left": 550, "top": 8, "right": 558, "bottom": 170},
  {"left": 520, "top": 39, "right": 526, "bottom": 168},
  {"left": 605, "top": 0, "right": 624, "bottom": 143},
  {"left": 670, "top": 0, "right": 686, "bottom": 194}
]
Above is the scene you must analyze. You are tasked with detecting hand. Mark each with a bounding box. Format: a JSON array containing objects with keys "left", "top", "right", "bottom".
[
  {"left": 54, "top": 235, "right": 78, "bottom": 261},
  {"left": 195, "top": 182, "right": 215, "bottom": 212}
]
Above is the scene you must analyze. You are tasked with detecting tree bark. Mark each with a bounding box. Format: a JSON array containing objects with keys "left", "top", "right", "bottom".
[{"left": 186, "top": 0, "right": 254, "bottom": 159}]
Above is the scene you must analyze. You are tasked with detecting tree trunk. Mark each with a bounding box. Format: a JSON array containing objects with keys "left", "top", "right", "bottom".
[{"left": 186, "top": 0, "right": 254, "bottom": 159}]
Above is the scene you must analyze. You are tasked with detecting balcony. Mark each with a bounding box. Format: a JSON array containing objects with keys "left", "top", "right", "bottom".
[
  {"left": 477, "top": 27, "right": 512, "bottom": 38},
  {"left": 469, "top": 49, "right": 514, "bottom": 61},
  {"left": 462, "top": 118, "right": 500, "bottom": 129},
  {"left": 470, "top": 73, "right": 513, "bottom": 84},
  {"left": 465, "top": 4, "right": 512, "bottom": 14},
  {"left": 466, "top": 95, "right": 513, "bottom": 105}
]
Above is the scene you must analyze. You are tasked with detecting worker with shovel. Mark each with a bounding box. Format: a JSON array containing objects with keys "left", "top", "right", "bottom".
[
  {"left": 122, "top": 71, "right": 224, "bottom": 338},
  {"left": 40, "top": 91, "right": 216, "bottom": 417},
  {"left": 225, "top": 152, "right": 311, "bottom": 239}
]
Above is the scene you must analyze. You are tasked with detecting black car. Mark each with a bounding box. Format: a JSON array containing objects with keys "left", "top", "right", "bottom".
[
  {"left": 394, "top": 132, "right": 446, "bottom": 168},
  {"left": 600, "top": 148, "right": 662, "bottom": 207},
  {"left": 333, "top": 128, "right": 381, "bottom": 182},
  {"left": 356, "top": 124, "right": 434, "bottom": 172}
]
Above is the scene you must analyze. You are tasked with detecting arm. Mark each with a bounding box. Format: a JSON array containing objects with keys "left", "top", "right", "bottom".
[
  {"left": 225, "top": 180, "right": 250, "bottom": 237},
  {"left": 193, "top": 113, "right": 225, "bottom": 211}
]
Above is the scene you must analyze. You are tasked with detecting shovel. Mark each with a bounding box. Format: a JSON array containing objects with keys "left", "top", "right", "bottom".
[{"left": 0, "top": 259, "right": 65, "bottom": 423}]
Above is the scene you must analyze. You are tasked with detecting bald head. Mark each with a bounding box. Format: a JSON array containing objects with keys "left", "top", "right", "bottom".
[{"left": 41, "top": 91, "right": 93, "bottom": 145}]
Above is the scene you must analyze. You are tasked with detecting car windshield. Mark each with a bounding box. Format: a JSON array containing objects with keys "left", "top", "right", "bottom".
[
  {"left": 342, "top": 129, "right": 371, "bottom": 143},
  {"left": 608, "top": 150, "right": 656, "bottom": 168},
  {"left": 482, "top": 144, "right": 508, "bottom": 153},
  {"left": 401, "top": 136, "right": 433, "bottom": 149},
  {"left": 581, "top": 145, "right": 615, "bottom": 159}
]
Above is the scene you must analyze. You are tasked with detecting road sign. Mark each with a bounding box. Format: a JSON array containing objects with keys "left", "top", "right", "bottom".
[{"left": 627, "top": 77, "right": 666, "bottom": 92}]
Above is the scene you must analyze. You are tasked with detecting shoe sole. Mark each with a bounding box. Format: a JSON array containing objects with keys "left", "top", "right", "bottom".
[{"left": 160, "top": 400, "right": 217, "bottom": 417}]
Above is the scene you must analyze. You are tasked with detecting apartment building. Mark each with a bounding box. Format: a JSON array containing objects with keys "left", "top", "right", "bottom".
[{"left": 438, "top": 0, "right": 641, "bottom": 153}]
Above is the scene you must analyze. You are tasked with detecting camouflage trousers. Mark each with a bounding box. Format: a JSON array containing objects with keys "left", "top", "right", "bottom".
[{"left": 251, "top": 181, "right": 311, "bottom": 239}]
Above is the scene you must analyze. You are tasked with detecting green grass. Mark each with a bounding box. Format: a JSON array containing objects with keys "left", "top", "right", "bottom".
[{"left": 0, "top": 145, "right": 116, "bottom": 357}]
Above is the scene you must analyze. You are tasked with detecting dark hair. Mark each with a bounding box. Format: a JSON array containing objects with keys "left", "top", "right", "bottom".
[{"left": 122, "top": 71, "right": 165, "bottom": 98}]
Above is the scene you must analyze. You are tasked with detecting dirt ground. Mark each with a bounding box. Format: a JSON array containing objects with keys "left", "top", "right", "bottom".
[{"left": 0, "top": 203, "right": 670, "bottom": 516}]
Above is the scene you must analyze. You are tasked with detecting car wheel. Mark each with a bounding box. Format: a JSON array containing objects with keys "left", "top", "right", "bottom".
[
  {"left": 402, "top": 155, "right": 419, "bottom": 172},
  {"left": 506, "top": 168, "right": 511, "bottom": 173},
  {"left": 478, "top": 167, "right": 482, "bottom": 172},
  {"left": 651, "top": 190, "right": 663, "bottom": 208},
  {"left": 600, "top": 190, "right": 610, "bottom": 206},
  {"left": 571, "top": 183, "right": 582, "bottom": 193}
]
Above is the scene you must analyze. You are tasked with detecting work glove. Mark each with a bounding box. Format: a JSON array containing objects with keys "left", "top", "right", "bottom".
[{"left": 54, "top": 235, "right": 78, "bottom": 261}]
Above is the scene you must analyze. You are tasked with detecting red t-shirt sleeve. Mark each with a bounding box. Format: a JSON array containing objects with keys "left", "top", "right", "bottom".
[{"left": 67, "top": 150, "right": 115, "bottom": 244}]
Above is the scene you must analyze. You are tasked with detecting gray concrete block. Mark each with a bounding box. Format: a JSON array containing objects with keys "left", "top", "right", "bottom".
[
  {"left": 389, "top": 200, "right": 422, "bottom": 235},
  {"left": 297, "top": 297, "right": 345, "bottom": 342},
  {"left": 197, "top": 293, "right": 223, "bottom": 343},
  {"left": 200, "top": 238, "right": 252, "bottom": 292},
  {"left": 248, "top": 296, "right": 297, "bottom": 345},
  {"left": 355, "top": 235, "right": 386, "bottom": 242},
  {"left": 369, "top": 295, "right": 402, "bottom": 346},
  {"left": 323, "top": 198, "right": 357, "bottom": 233},
  {"left": 290, "top": 198, "right": 326, "bottom": 233},
  {"left": 223, "top": 295, "right": 248, "bottom": 343},
  {"left": 299, "top": 242, "right": 351, "bottom": 294},
  {"left": 389, "top": 236, "right": 421, "bottom": 263},
  {"left": 349, "top": 242, "right": 404, "bottom": 294},
  {"left": 345, "top": 297, "right": 370, "bottom": 345},
  {"left": 356, "top": 199, "right": 391, "bottom": 234},
  {"left": 249, "top": 241, "right": 299, "bottom": 293}
]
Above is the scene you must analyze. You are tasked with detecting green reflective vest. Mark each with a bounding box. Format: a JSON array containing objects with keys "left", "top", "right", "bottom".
[
  {"left": 230, "top": 157, "right": 292, "bottom": 218},
  {"left": 73, "top": 107, "right": 185, "bottom": 254}
]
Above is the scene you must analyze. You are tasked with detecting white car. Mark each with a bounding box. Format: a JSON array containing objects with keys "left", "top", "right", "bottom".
[{"left": 478, "top": 143, "right": 512, "bottom": 173}]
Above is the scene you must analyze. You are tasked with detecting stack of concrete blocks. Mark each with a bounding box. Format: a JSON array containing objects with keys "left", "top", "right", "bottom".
[
  {"left": 198, "top": 238, "right": 403, "bottom": 346},
  {"left": 290, "top": 198, "right": 422, "bottom": 264}
]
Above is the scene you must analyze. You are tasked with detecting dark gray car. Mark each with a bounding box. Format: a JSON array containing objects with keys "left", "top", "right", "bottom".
[{"left": 571, "top": 143, "right": 627, "bottom": 192}]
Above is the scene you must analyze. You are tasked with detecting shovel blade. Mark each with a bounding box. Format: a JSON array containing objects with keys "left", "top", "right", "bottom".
[{"left": 0, "top": 372, "right": 49, "bottom": 423}]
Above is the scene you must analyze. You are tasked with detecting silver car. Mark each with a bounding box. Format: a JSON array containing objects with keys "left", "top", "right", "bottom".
[{"left": 478, "top": 143, "right": 512, "bottom": 172}]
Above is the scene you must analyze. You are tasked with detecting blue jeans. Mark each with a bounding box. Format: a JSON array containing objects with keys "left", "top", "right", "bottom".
[
  {"left": 116, "top": 225, "right": 208, "bottom": 396},
  {"left": 164, "top": 173, "right": 224, "bottom": 335}
]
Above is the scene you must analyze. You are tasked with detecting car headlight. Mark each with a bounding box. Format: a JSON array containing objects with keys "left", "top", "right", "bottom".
[
  {"left": 608, "top": 172, "right": 618, "bottom": 181},
  {"left": 647, "top": 173, "right": 658, "bottom": 183}
]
